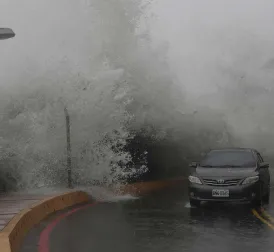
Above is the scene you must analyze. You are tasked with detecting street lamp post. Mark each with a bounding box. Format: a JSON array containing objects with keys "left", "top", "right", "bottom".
[{"left": 0, "top": 28, "right": 15, "bottom": 40}]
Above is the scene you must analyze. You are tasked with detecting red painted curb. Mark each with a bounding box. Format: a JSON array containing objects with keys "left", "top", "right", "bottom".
[{"left": 38, "top": 202, "right": 97, "bottom": 252}]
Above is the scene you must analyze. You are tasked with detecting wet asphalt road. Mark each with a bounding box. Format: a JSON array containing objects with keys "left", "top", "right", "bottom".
[{"left": 21, "top": 184, "right": 274, "bottom": 252}]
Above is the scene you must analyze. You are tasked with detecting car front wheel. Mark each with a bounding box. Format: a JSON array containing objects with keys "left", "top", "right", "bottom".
[
  {"left": 252, "top": 184, "right": 264, "bottom": 207},
  {"left": 262, "top": 183, "right": 270, "bottom": 204}
]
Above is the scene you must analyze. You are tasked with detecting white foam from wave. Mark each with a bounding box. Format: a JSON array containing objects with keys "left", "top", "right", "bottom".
[
  {"left": 79, "top": 186, "right": 139, "bottom": 202},
  {"left": 7, "top": 185, "right": 139, "bottom": 203}
]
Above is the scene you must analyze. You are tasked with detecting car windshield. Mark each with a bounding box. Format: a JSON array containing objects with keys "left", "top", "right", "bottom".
[{"left": 200, "top": 150, "right": 256, "bottom": 168}]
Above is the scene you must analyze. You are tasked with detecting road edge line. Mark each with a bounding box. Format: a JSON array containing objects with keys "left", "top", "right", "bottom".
[
  {"left": 252, "top": 209, "right": 274, "bottom": 229},
  {"left": 0, "top": 190, "right": 90, "bottom": 252},
  {"left": 260, "top": 207, "right": 274, "bottom": 223}
]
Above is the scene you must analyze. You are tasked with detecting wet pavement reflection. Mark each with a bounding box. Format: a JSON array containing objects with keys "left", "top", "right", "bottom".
[
  {"left": 119, "top": 186, "right": 274, "bottom": 252},
  {"left": 21, "top": 184, "right": 274, "bottom": 252}
]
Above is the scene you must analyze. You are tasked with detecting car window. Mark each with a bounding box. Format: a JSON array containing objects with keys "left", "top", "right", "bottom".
[{"left": 200, "top": 150, "right": 257, "bottom": 168}]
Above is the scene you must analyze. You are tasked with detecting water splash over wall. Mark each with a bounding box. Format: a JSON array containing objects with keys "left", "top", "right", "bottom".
[{"left": 0, "top": 0, "right": 247, "bottom": 191}]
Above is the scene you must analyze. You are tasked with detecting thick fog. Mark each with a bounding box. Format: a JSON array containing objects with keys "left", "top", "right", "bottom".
[{"left": 1, "top": 0, "right": 274, "bottom": 190}]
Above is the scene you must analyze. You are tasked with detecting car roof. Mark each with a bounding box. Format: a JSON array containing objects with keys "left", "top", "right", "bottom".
[{"left": 209, "top": 148, "right": 258, "bottom": 153}]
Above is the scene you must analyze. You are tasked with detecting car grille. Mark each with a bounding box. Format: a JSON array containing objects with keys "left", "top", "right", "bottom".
[{"left": 202, "top": 178, "right": 242, "bottom": 186}]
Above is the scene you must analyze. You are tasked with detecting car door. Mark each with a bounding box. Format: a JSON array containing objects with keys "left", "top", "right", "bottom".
[{"left": 256, "top": 151, "right": 269, "bottom": 194}]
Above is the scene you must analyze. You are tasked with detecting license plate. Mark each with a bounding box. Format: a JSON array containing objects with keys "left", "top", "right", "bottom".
[{"left": 212, "top": 189, "right": 229, "bottom": 197}]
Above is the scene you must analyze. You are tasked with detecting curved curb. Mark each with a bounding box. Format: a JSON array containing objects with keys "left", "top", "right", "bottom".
[{"left": 0, "top": 191, "right": 90, "bottom": 252}]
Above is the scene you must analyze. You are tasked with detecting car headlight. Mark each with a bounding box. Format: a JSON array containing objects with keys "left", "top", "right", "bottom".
[
  {"left": 242, "top": 176, "right": 259, "bottom": 185},
  {"left": 188, "top": 175, "right": 202, "bottom": 185}
]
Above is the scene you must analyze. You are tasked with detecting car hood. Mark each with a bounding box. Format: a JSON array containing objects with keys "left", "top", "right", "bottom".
[{"left": 195, "top": 166, "right": 257, "bottom": 178}]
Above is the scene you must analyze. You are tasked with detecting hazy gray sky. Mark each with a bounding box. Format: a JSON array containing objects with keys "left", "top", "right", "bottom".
[
  {"left": 152, "top": 0, "right": 274, "bottom": 36},
  {"left": 1, "top": 0, "right": 274, "bottom": 97},
  {"left": 150, "top": 0, "right": 274, "bottom": 96}
]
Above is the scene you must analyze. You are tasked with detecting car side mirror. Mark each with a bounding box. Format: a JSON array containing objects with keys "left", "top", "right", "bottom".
[
  {"left": 189, "top": 162, "right": 198, "bottom": 168},
  {"left": 260, "top": 162, "right": 269, "bottom": 169}
]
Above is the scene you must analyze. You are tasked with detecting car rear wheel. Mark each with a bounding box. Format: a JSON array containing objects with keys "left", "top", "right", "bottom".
[{"left": 190, "top": 199, "right": 201, "bottom": 207}]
